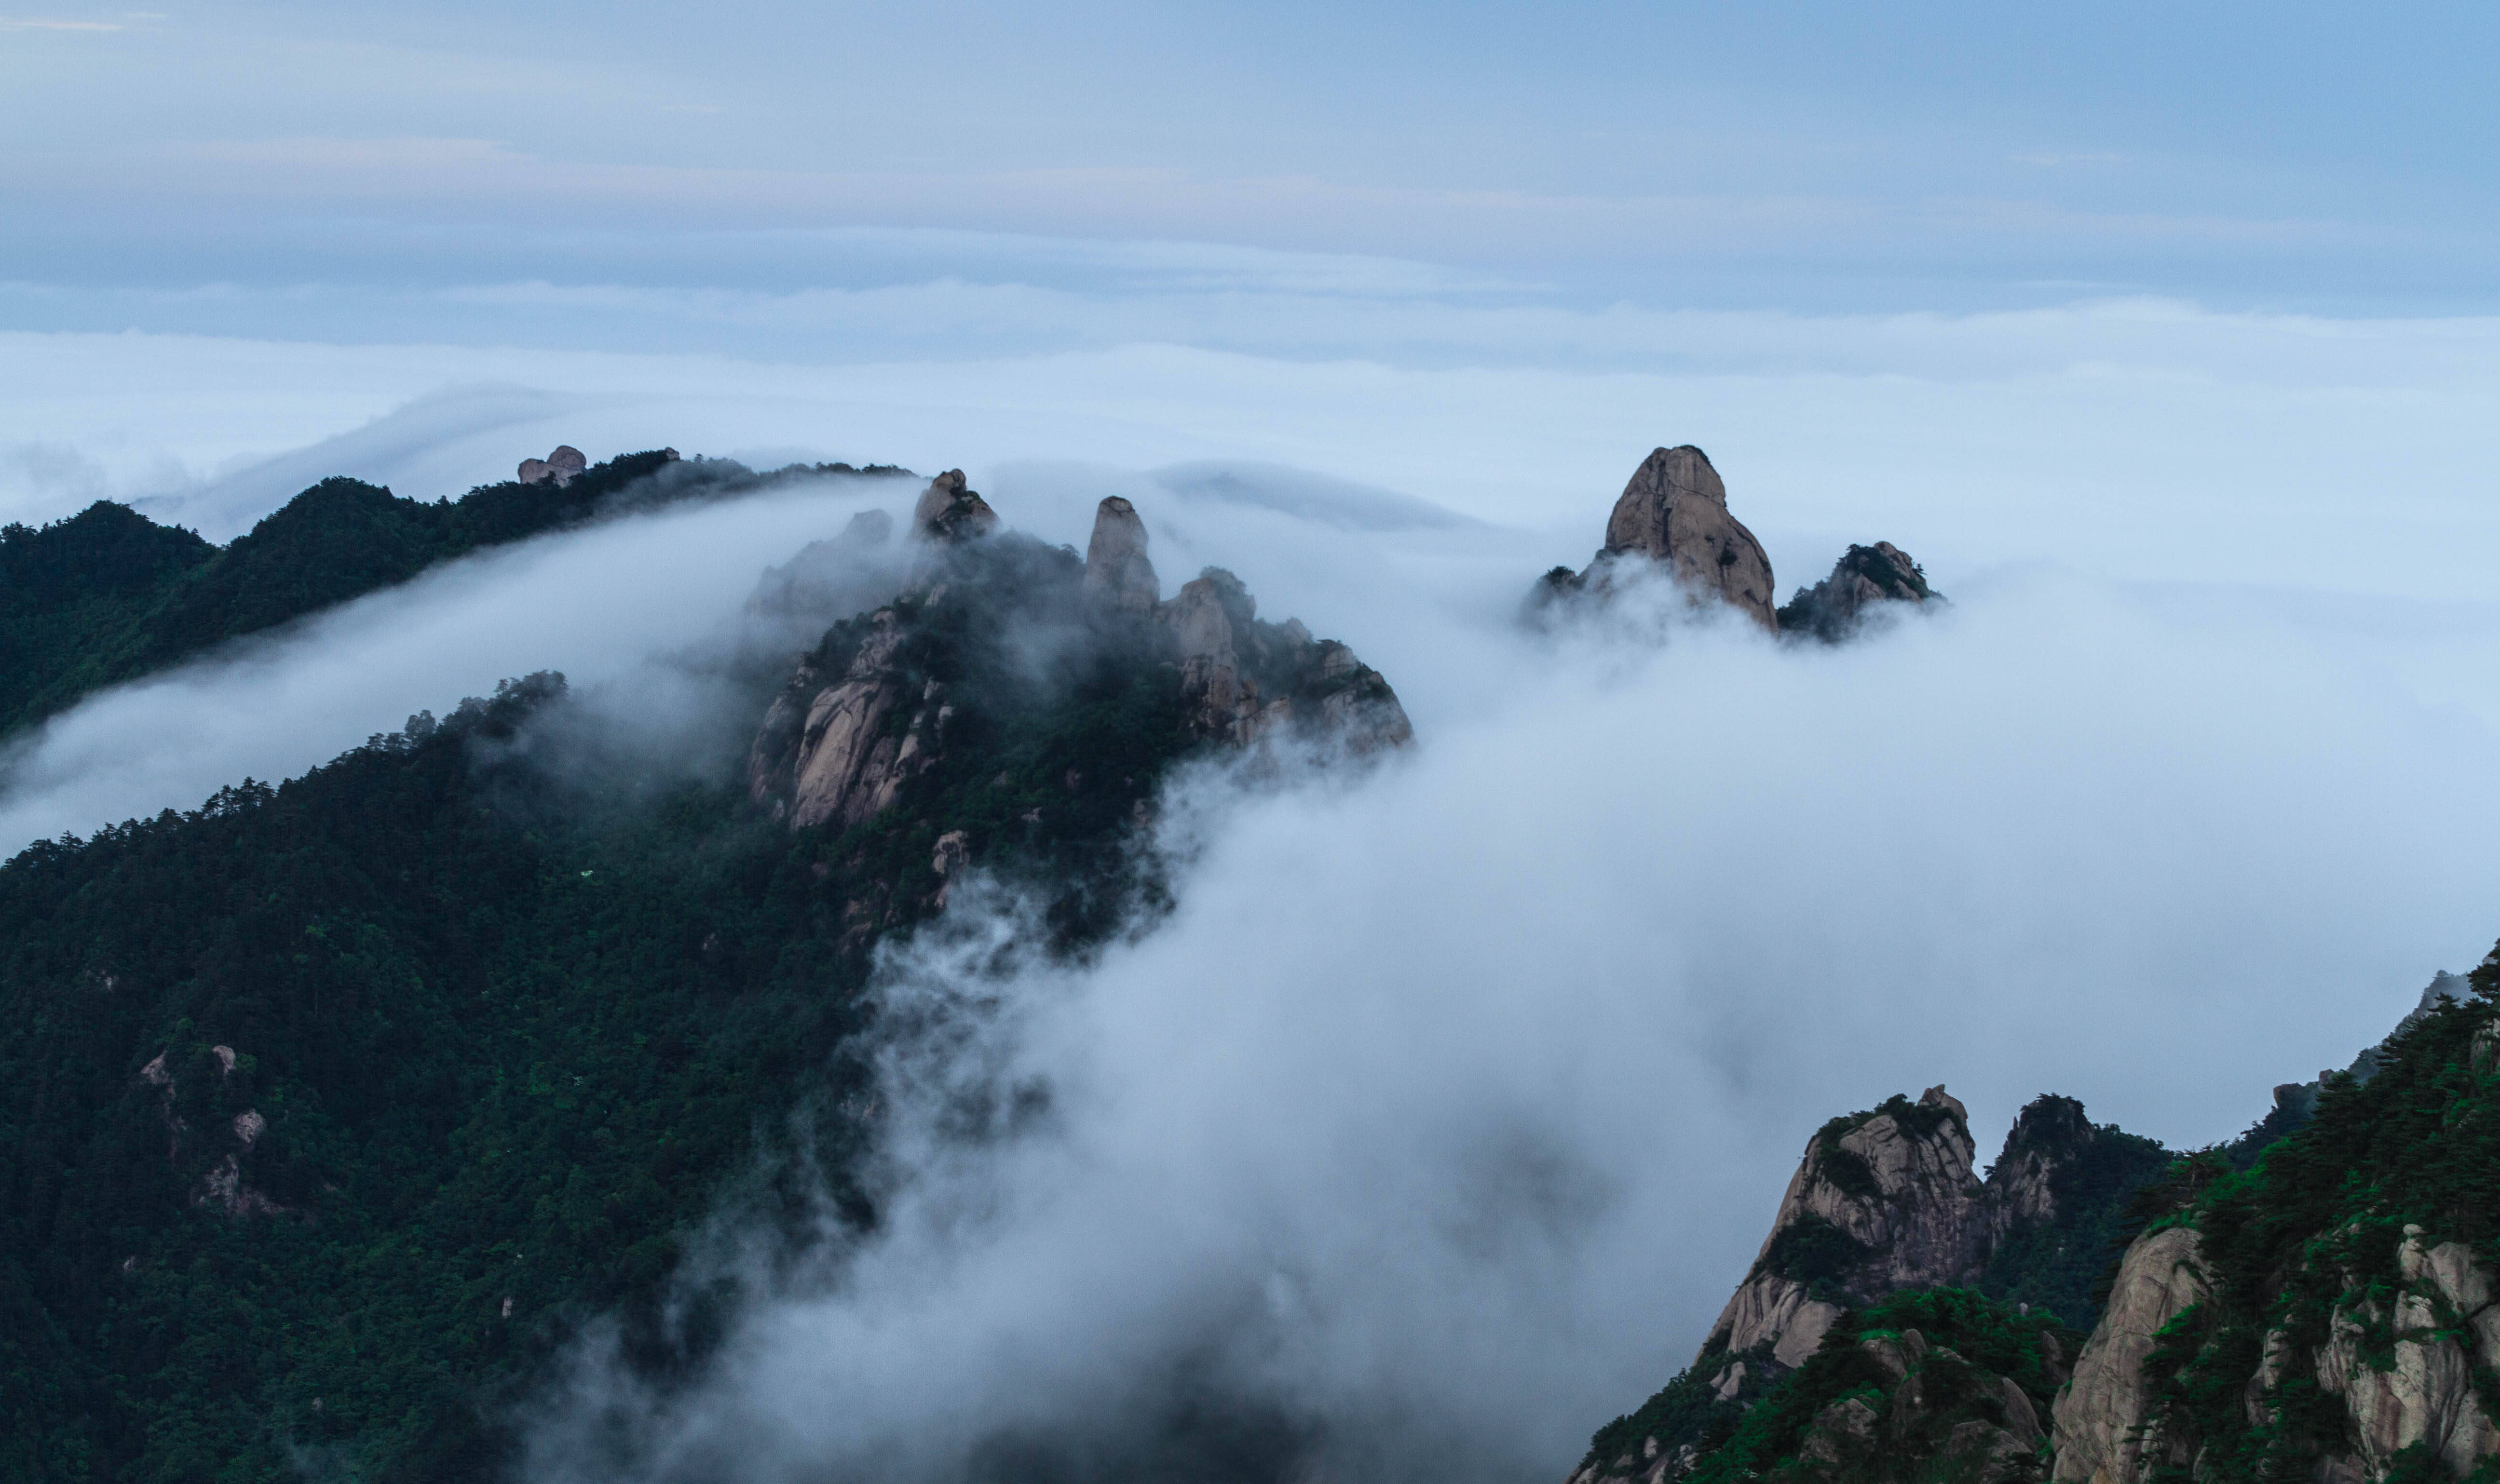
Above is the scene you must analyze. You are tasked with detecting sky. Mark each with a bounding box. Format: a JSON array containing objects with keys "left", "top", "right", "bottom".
[
  {"left": 6, "top": 1, "right": 2500, "bottom": 320},
  {"left": 8, "top": 5, "right": 2500, "bottom": 1476}
]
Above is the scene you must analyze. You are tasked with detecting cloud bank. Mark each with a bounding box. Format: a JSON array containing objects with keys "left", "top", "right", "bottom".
[
  {"left": 507, "top": 520, "right": 2500, "bottom": 1484},
  {"left": 2, "top": 329, "right": 2494, "bottom": 1482}
]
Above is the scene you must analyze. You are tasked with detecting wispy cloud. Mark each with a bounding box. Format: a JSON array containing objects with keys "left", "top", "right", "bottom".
[{"left": 0, "top": 15, "right": 123, "bottom": 29}]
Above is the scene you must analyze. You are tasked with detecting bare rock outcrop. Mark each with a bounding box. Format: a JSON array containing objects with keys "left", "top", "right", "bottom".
[
  {"left": 2302, "top": 1228, "right": 2500, "bottom": 1481},
  {"left": 1084, "top": 496, "right": 1159, "bottom": 613},
  {"left": 2048, "top": 1226, "right": 2209, "bottom": 1484},
  {"left": 1537, "top": 446, "right": 1776, "bottom": 628},
  {"left": 135, "top": 1042, "right": 291, "bottom": 1218},
  {"left": 753, "top": 609, "right": 948, "bottom": 831},
  {"left": 1776, "top": 541, "right": 1941, "bottom": 643},
  {"left": 1702, "top": 1087, "right": 1984, "bottom": 1381},
  {"left": 517, "top": 445, "right": 589, "bottom": 486},
  {"left": 1161, "top": 567, "right": 1412, "bottom": 752},
  {"left": 910, "top": 469, "right": 999, "bottom": 545},
  {"left": 747, "top": 475, "right": 1412, "bottom": 853},
  {"left": 1693, "top": 1089, "right": 2160, "bottom": 1403}
]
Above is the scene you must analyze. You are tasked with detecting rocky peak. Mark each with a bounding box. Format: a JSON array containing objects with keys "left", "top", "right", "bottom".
[
  {"left": 1529, "top": 445, "right": 1957, "bottom": 648},
  {"left": 517, "top": 445, "right": 589, "bottom": 487},
  {"left": 1083, "top": 496, "right": 1159, "bottom": 613},
  {"left": 910, "top": 470, "right": 1000, "bottom": 545},
  {"left": 1530, "top": 445, "right": 1778, "bottom": 630},
  {"left": 1697, "top": 1084, "right": 2158, "bottom": 1397},
  {"left": 1776, "top": 541, "right": 1941, "bottom": 643},
  {"left": 1158, "top": 566, "right": 1411, "bottom": 751},
  {"left": 746, "top": 484, "right": 1412, "bottom": 882},
  {"left": 1599, "top": 445, "right": 1778, "bottom": 627},
  {"left": 1702, "top": 1086, "right": 1984, "bottom": 1378}
]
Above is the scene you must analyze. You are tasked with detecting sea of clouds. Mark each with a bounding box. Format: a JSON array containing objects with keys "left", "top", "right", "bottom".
[{"left": 3, "top": 291, "right": 2498, "bottom": 1480}]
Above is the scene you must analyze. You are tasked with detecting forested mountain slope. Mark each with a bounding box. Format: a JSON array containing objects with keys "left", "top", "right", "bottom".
[
  {"left": 0, "top": 472, "right": 1405, "bottom": 1483},
  {"left": 0, "top": 449, "right": 899, "bottom": 738}
]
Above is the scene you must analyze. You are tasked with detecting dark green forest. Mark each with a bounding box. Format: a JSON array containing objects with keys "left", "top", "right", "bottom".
[
  {"left": 0, "top": 525, "right": 1215, "bottom": 1482},
  {"left": 0, "top": 452, "right": 902, "bottom": 739}
]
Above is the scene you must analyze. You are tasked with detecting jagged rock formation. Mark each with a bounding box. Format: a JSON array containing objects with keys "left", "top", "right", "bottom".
[
  {"left": 1160, "top": 567, "right": 1412, "bottom": 751},
  {"left": 1776, "top": 541, "right": 1942, "bottom": 643},
  {"left": 517, "top": 445, "right": 589, "bottom": 486},
  {"left": 747, "top": 472, "right": 1412, "bottom": 890},
  {"left": 1528, "top": 446, "right": 1941, "bottom": 646},
  {"left": 1578, "top": 1090, "right": 2166, "bottom": 1484},
  {"left": 2047, "top": 1220, "right": 2500, "bottom": 1483},
  {"left": 910, "top": 468, "right": 1000, "bottom": 545},
  {"left": 1576, "top": 1289, "right": 2079, "bottom": 1484},
  {"left": 1698, "top": 1088, "right": 2162, "bottom": 1394},
  {"left": 1703, "top": 1088, "right": 1985, "bottom": 1380},
  {"left": 2048, "top": 1227, "right": 2209, "bottom": 1484},
  {"left": 1578, "top": 975, "right": 2500, "bottom": 1484},
  {"left": 1084, "top": 496, "right": 1159, "bottom": 613},
  {"left": 1534, "top": 447, "right": 1777, "bottom": 628}
]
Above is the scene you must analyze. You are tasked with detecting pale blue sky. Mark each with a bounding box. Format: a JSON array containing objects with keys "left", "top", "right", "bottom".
[{"left": 5, "top": 0, "right": 2497, "bottom": 359}]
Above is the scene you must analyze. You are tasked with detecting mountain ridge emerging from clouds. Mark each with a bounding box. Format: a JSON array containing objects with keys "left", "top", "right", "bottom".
[
  {"left": 0, "top": 466, "right": 1407, "bottom": 1484},
  {"left": 0, "top": 448, "right": 908, "bottom": 742}
]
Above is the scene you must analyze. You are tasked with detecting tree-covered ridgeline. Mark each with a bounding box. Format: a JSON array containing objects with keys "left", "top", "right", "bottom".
[{"left": 0, "top": 452, "right": 903, "bottom": 740}]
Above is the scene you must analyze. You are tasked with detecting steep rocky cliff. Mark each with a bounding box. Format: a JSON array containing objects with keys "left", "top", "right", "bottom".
[
  {"left": 1585, "top": 1289, "right": 2080, "bottom": 1484},
  {"left": 1578, "top": 1088, "right": 2166, "bottom": 1482},
  {"left": 1533, "top": 446, "right": 1777, "bottom": 628},
  {"left": 745, "top": 474, "right": 1411, "bottom": 933},
  {"left": 2047, "top": 1226, "right": 2209, "bottom": 1484}
]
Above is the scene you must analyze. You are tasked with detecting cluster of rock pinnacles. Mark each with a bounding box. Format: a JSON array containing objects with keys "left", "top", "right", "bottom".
[
  {"left": 1536, "top": 444, "right": 1940, "bottom": 640},
  {"left": 743, "top": 470, "right": 1414, "bottom": 838},
  {"left": 742, "top": 445, "right": 1935, "bottom": 844}
]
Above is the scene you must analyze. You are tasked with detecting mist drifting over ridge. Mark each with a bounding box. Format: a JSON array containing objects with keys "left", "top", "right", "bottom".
[
  {"left": 443, "top": 473, "right": 2500, "bottom": 1481},
  {"left": 5, "top": 411, "right": 2498, "bottom": 1481}
]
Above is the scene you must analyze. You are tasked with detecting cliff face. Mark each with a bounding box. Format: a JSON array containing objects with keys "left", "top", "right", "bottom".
[
  {"left": 1698, "top": 1089, "right": 2159, "bottom": 1393},
  {"left": 1579, "top": 1090, "right": 2166, "bottom": 1484},
  {"left": 1702, "top": 1087, "right": 1984, "bottom": 1382},
  {"left": 2047, "top": 1227, "right": 2208, "bottom": 1484},
  {"left": 745, "top": 478, "right": 1412, "bottom": 931},
  {"left": 1597, "top": 446, "right": 1779, "bottom": 628}
]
